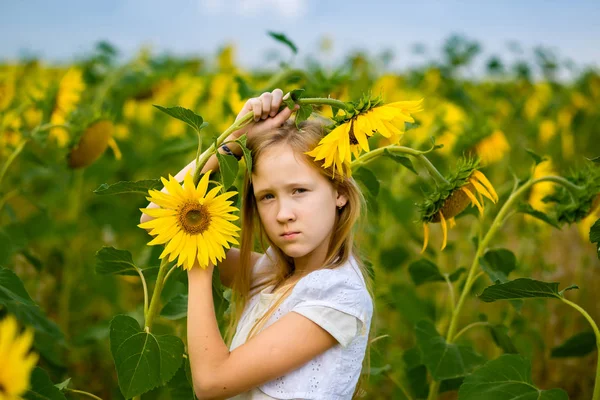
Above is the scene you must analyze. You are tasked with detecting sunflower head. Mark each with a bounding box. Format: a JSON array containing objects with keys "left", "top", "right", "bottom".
[
  {"left": 418, "top": 157, "right": 498, "bottom": 252},
  {"left": 541, "top": 163, "right": 600, "bottom": 225},
  {"left": 138, "top": 170, "right": 241, "bottom": 270},
  {"left": 0, "top": 315, "right": 38, "bottom": 399},
  {"left": 67, "top": 119, "right": 116, "bottom": 169}
]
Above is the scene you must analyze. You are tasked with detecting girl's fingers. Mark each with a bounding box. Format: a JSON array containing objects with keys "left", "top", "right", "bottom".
[
  {"left": 270, "top": 89, "right": 284, "bottom": 116},
  {"left": 268, "top": 104, "right": 298, "bottom": 127},
  {"left": 259, "top": 92, "right": 272, "bottom": 120},
  {"left": 250, "top": 98, "right": 262, "bottom": 122}
]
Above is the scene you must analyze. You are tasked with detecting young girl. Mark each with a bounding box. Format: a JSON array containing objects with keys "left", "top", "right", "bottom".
[{"left": 141, "top": 89, "right": 375, "bottom": 399}]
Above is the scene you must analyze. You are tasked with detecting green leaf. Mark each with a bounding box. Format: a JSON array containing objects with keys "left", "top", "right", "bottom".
[
  {"left": 551, "top": 331, "right": 596, "bottom": 358},
  {"left": 479, "top": 248, "right": 517, "bottom": 284},
  {"left": 585, "top": 155, "right": 600, "bottom": 164},
  {"left": 24, "top": 367, "right": 68, "bottom": 400},
  {"left": 487, "top": 324, "right": 518, "bottom": 354},
  {"left": 153, "top": 105, "right": 208, "bottom": 133},
  {"left": 234, "top": 75, "right": 255, "bottom": 99},
  {"left": 590, "top": 218, "right": 600, "bottom": 259},
  {"left": 160, "top": 294, "right": 188, "bottom": 320},
  {"left": 516, "top": 203, "right": 560, "bottom": 228},
  {"left": 94, "top": 179, "right": 162, "bottom": 196},
  {"left": 415, "top": 320, "right": 486, "bottom": 380},
  {"left": 54, "top": 378, "right": 71, "bottom": 391},
  {"left": 0, "top": 267, "right": 64, "bottom": 339},
  {"left": 478, "top": 278, "right": 578, "bottom": 302},
  {"left": 524, "top": 148, "right": 545, "bottom": 165},
  {"left": 408, "top": 259, "right": 444, "bottom": 285},
  {"left": 383, "top": 149, "right": 418, "bottom": 174},
  {"left": 354, "top": 167, "right": 379, "bottom": 197},
  {"left": 95, "top": 247, "right": 139, "bottom": 276},
  {"left": 168, "top": 359, "right": 196, "bottom": 400},
  {"left": 216, "top": 152, "right": 239, "bottom": 190},
  {"left": 267, "top": 31, "right": 298, "bottom": 54},
  {"left": 110, "top": 315, "right": 184, "bottom": 398},
  {"left": 294, "top": 104, "right": 313, "bottom": 128},
  {"left": 457, "top": 354, "right": 568, "bottom": 399},
  {"left": 379, "top": 246, "right": 409, "bottom": 271},
  {"left": 235, "top": 134, "right": 253, "bottom": 175}
]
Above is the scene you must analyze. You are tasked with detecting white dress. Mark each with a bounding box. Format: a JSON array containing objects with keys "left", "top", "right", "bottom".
[{"left": 227, "top": 248, "right": 373, "bottom": 400}]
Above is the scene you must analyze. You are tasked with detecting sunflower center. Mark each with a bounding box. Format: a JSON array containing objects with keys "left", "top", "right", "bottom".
[
  {"left": 179, "top": 202, "right": 211, "bottom": 234},
  {"left": 348, "top": 120, "right": 359, "bottom": 145}
]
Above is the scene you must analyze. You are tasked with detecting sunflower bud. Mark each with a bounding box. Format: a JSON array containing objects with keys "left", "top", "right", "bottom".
[{"left": 68, "top": 120, "right": 114, "bottom": 169}]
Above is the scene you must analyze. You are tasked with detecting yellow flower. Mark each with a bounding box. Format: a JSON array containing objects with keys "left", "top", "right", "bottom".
[
  {"left": 306, "top": 98, "right": 424, "bottom": 177},
  {"left": 420, "top": 168, "right": 498, "bottom": 253},
  {"left": 0, "top": 315, "right": 38, "bottom": 400},
  {"left": 50, "top": 68, "right": 85, "bottom": 147},
  {"left": 138, "top": 170, "right": 240, "bottom": 270},
  {"left": 526, "top": 158, "right": 556, "bottom": 225},
  {"left": 473, "top": 130, "right": 510, "bottom": 166},
  {"left": 67, "top": 120, "right": 117, "bottom": 169}
]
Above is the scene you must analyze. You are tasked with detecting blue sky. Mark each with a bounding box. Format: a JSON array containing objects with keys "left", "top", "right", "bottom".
[{"left": 1, "top": 0, "right": 599, "bottom": 77}]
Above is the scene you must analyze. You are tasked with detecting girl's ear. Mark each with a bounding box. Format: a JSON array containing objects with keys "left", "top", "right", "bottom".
[{"left": 336, "top": 191, "right": 348, "bottom": 208}]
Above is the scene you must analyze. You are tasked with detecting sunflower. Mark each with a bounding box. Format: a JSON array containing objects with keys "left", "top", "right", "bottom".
[
  {"left": 68, "top": 119, "right": 118, "bottom": 169},
  {"left": 50, "top": 68, "right": 85, "bottom": 147},
  {"left": 306, "top": 94, "right": 423, "bottom": 177},
  {"left": 0, "top": 315, "right": 38, "bottom": 400},
  {"left": 138, "top": 170, "right": 240, "bottom": 270},
  {"left": 418, "top": 158, "right": 498, "bottom": 253}
]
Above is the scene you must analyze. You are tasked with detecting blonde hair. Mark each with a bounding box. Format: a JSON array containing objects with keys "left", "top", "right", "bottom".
[{"left": 225, "top": 118, "right": 376, "bottom": 398}]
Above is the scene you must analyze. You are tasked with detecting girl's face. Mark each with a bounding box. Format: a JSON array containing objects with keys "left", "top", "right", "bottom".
[{"left": 252, "top": 143, "right": 347, "bottom": 269}]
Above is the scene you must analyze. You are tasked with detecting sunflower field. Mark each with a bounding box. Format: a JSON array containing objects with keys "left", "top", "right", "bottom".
[{"left": 1, "top": 34, "right": 600, "bottom": 400}]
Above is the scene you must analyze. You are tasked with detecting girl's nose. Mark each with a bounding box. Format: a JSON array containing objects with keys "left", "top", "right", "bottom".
[{"left": 276, "top": 200, "right": 296, "bottom": 223}]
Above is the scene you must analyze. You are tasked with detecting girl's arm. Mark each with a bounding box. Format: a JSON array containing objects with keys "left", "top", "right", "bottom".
[{"left": 187, "top": 263, "right": 339, "bottom": 400}]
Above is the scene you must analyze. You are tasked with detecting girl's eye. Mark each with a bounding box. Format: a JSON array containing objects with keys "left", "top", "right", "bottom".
[
  {"left": 261, "top": 193, "right": 274, "bottom": 201},
  {"left": 293, "top": 188, "right": 307, "bottom": 194}
]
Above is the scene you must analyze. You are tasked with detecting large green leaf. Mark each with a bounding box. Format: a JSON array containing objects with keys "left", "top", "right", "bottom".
[
  {"left": 0, "top": 267, "right": 63, "bottom": 339},
  {"left": 110, "top": 315, "right": 184, "bottom": 398},
  {"left": 478, "top": 278, "right": 578, "bottom": 302},
  {"left": 415, "top": 320, "right": 486, "bottom": 380},
  {"left": 551, "top": 331, "right": 596, "bottom": 358},
  {"left": 95, "top": 247, "right": 139, "bottom": 275},
  {"left": 160, "top": 294, "right": 188, "bottom": 320},
  {"left": 153, "top": 105, "right": 208, "bottom": 133},
  {"left": 24, "top": 367, "right": 68, "bottom": 400},
  {"left": 216, "top": 152, "right": 239, "bottom": 190},
  {"left": 383, "top": 149, "right": 418, "bottom": 174},
  {"left": 408, "top": 259, "right": 465, "bottom": 286},
  {"left": 590, "top": 218, "right": 600, "bottom": 259},
  {"left": 168, "top": 358, "right": 196, "bottom": 400},
  {"left": 94, "top": 179, "right": 162, "bottom": 196},
  {"left": 354, "top": 167, "right": 380, "bottom": 197},
  {"left": 234, "top": 134, "right": 252, "bottom": 175},
  {"left": 458, "top": 354, "right": 568, "bottom": 399},
  {"left": 478, "top": 248, "right": 516, "bottom": 284}
]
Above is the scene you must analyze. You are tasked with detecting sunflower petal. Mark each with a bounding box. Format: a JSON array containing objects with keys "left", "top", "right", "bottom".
[
  {"left": 461, "top": 187, "right": 484, "bottom": 216},
  {"left": 471, "top": 170, "right": 499, "bottom": 202},
  {"left": 440, "top": 211, "right": 448, "bottom": 251},
  {"left": 469, "top": 177, "right": 497, "bottom": 204},
  {"left": 420, "top": 223, "right": 429, "bottom": 254}
]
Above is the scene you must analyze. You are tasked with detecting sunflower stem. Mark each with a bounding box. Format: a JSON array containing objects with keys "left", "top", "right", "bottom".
[
  {"left": 426, "top": 174, "right": 581, "bottom": 400},
  {"left": 0, "top": 138, "right": 28, "bottom": 189},
  {"left": 136, "top": 267, "right": 149, "bottom": 321},
  {"left": 297, "top": 97, "right": 350, "bottom": 111},
  {"left": 350, "top": 145, "right": 450, "bottom": 186},
  {"left": 560, "top": 297, "right": 600, "bottom": 400},
  {"left": 145, "top": 257, "right": 172, "bottom": 331},
  {"left": 453, "top": 321, "right": 490, "bottom": 342},
  {"left": 163, "top": 264, "right": 179, "bottom": 285},
  {"left": 64, "top": 388, "right": 104, "bottom": 400}
]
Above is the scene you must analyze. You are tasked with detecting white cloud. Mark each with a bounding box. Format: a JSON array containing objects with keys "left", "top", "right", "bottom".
[{"left": 198, "top": 0, "right": 308, "bottom": 18}]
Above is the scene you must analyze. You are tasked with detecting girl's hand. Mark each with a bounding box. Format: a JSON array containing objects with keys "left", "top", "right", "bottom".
[{"left": 230, "top": 89, "right": 299, "bottom": 140}]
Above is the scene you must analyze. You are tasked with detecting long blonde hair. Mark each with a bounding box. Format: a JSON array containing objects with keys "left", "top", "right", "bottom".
[{"left": 225, "top": 118, "right": 376, "bottom": 398}]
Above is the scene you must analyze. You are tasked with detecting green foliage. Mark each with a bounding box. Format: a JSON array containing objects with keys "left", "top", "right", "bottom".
[
  {"left": 215, "top": 152, "right": 239, "bottom": 190},
  {"left": 551, "top": 331, "right": 597, "bottom": 358},
  {"left": 24, "top": 367, "right": 68, "bottom": 400},
  {"left": 93, "top": 179, "right": 162, "bottom": 196},
  {"left": 153, "top": 105, "right": 209, "bottom": 133},
  {"left": 479, "top": 278, "right": 578, "bottom": 302},
  {"left": 458, "top": 354, "right": 568, "bottom": 399},
  {"left": 109, "top": 315, "right": 184, "bottom": 398}
]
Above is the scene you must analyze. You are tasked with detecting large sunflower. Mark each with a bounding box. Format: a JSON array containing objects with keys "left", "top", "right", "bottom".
[
  {"left": 306, "top": 95, "right": 423, "bottom": 177},
  {"left": 0, "top": 315, "right": 38, "bottom": 400},
  {"left": 418, "top": 158, "right": 498, "bottom": 253},
  {"left": 138, "top": 170, "right": 240, "bottom": 270}
]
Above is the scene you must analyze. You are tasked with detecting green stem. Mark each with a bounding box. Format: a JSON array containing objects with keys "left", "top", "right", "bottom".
[
  {"left": 351, "top": 145, "right": 450, "bottom": 186},
  {"left": 136, "top": 267, "right": 149, "bottom": 321},
  {"left": 64, "top": 388, "right": 104, "bottom": 400},
  {"left": 426, "top": 175, "right": 583, "bottom": 400},
  {"left": 561, "top": 297, "right": 600, "bottom": 400},
  {"left": 144, "top": 257, "right": 171, "bottom": 331},
  {"left": 297, "top": 97, "right": 350, "bottom": 111},
  {"left": 0, "top": 138, "right": 29, "bottom": 188},
  {"left": 443, "top": 274, "right": 456, "bottom": 312},
  {"left": 163, "top": 264, "right": 179, "bottom": 285},
  {"left": 453, "top": 321, "right": 490, "bottom": 342}
]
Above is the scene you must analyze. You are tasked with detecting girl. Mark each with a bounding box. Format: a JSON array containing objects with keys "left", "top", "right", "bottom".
[{"left": 141, "top": 89, "right": 375, "bottom": 399}]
